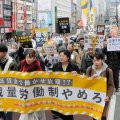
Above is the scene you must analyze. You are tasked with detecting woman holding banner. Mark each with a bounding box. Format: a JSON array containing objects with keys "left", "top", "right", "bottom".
[
  {"left": 86, "top": 53, "right": 114, "bottom": 120},
  {"left": 52, "top": 49, "right": 80, "bottom": 120},
  {"left": 19, "top": 49, "right": 46, "bottom": 120}
]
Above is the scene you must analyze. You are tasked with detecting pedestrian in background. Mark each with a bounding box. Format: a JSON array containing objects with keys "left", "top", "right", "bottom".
[
  {"left": 67, "top": 43, "right": 80, "bottom": 68},
  {"left": 81, "top": 47, "right": 95, "bottom": 74},
  {"left": 103, "top": 38, "right": 120, "bottom": 92}
]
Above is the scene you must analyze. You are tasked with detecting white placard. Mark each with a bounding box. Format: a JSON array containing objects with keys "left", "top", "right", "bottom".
[
  {"left": 43, "top": 44, "right": 57, "bottom": 55},
  {"left": 107, "top": 38, "right": 120, "bottom": 51}
]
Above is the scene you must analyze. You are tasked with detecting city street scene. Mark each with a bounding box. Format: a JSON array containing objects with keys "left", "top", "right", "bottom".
[{"left": 0, "top": 0, "right": 120, "bottom": 120}]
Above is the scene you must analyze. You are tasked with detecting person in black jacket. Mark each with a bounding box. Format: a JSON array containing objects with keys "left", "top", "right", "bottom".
[
  {"left": 103, "top": 39, "right": 120, "bottom": 92},
  {"left": 52, "top": 49, "right": 80, "bottom": 120}
]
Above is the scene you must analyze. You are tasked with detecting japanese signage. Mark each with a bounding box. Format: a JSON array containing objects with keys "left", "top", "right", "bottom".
[
  {"left": 0, "top": 0, "right": 3, "bottom": 27},
  {"left": 3, "top": 1, "right": 12, "bottom": 28},
  {"left": 0, "top": 71, "right": 106, "bottom": 120},
  {"left": 84, "top": 34, "right": 104, "bottom": 50},
  {"left": 35, "top": 28, "right": 48, "bottom": 48},
  {"left": 43, "top": 44, "right": 57, "bottom": 55},
  {"left": 12, "top": 1, "right": 17, "bottom": 30},
  {"left": 58, "top": 17, "right": 70, "bottom": 34},
  {"left": 97, "top": 25, "right": 105, "bottom": 35},
  {"left": 17, "top": 31, "right": 31, "bottom": 43},
  {"left": 107, "top": 38, "right": 120, "bottom": 51}
]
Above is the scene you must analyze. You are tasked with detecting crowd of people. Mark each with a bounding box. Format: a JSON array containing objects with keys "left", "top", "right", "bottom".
[{"left": 0, "top": 35, "right": 118, "bottom": 120}]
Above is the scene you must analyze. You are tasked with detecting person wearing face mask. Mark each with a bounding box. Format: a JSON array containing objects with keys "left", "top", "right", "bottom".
[
  {"left": 9, "top": 43, "right": 25, "bottom": 69},
  {"left": 0, "top": 43, "right": 18, "bottom": 120}
]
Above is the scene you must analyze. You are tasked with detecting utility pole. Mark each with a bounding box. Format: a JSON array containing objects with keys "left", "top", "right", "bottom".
[{"left": 116, "top": 0, "right": 118, "bottom": 26}]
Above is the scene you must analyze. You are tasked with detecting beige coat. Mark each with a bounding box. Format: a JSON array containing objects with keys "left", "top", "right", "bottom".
[
  {"left": 86, "top": 67, "right": 114, "bottom": 117},
  {"left": 71, "top": 50, "right": 80, "bottom": 67}
]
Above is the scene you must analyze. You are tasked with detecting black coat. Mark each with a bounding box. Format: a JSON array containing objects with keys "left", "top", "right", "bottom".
[
  {"left": 103, "top": 47, "right": 120, "bottom": 70},
  {"left": 52, "top": 61, "right": 80, "bottom": 73}
]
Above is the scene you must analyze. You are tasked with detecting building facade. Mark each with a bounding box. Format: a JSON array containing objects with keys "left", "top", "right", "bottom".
[
  {"left": 16, "top": 0, "right": 33, "bottom": 31},
  {"left": 71, "top": 1, "right": 77, "bottom": 33},
  {"left": 0, "top": 0, "right": 13, "bottom": 34},
  {"left": 52, "top": 0, "right": 72, "bottom": 33}
]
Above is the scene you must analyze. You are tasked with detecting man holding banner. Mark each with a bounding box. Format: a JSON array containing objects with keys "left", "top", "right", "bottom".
[{"left": 86, "top": 52, "right": 114, "bottom": 120}]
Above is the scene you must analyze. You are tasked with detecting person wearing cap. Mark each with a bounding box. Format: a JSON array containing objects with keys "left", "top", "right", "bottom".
[
  {"left": 81, "top": 47, "right": 95, "bottom": 74},
  {"left": 0, "top": 43, "right": 18, "bottom": 120},
  {"left": 78, "top": 38, "right": 85, "bottom": 69}
]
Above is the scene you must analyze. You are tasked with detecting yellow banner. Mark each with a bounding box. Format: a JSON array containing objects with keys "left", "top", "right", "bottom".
[
  {"left": 0, "top": 71, "right": 106, "bottom": 120},
  {"left": 81, "top": 0, "right": 89, "bottom": 28}
]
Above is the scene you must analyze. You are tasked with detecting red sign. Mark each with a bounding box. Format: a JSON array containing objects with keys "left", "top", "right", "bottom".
[
  {"left": 12, "top": 2, "right": 17, "bottom": 30},
  {"left": 0, "top": 0, "right": 3, "bottom": 27}
]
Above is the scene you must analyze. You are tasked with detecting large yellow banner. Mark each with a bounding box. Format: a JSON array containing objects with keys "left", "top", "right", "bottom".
[{"left": 0, "top": 71, "right": 106, "bottom": 120}]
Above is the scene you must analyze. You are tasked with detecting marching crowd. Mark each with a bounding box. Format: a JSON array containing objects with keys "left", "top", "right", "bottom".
[{"left": 0, "top": 35, "right": 119, "bottom": 120}]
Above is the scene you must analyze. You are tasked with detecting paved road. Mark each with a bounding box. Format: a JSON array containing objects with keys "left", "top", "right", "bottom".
[{"left": 13, "top": 112, "right": 93, "bottom": 120}]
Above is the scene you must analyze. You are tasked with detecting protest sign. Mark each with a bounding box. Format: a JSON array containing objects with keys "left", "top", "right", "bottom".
[
  {"left": 35, "top": 28, "right": 48, "bottom": 48},
  {"left": 0, "top": 71, "right": 106, "bottom": 120},
  {"left": 17, "top": 31, "right": 32, "bottom": 48},
  {"left": 58, "top": 17, "right": 70, "bottom": 34},
  {"left": 43, "top": 44, "right": 57, "bottom": 55},
  {"left": 107, "top": 38, "right": 120, "bottom": 51},
  {"left": 84, "top": 34, "right": 104, "bottom": 50},
  {"left": 97, "top": 25, "right": 105, "bottom": 35}
]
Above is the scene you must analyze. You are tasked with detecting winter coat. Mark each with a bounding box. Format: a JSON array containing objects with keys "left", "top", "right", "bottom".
[
  {"left": 86, "top": 62, "right": 114, "bottom": 117},
  {"left": 103, "top": 47, "right": 120, "bottom": 70},
  {"left": 20, "top": 59, "right": 42, "bottom": 72},
  {"left": 52, "top": 61, "right": 80, "bottom": 74},
  {"left": 81, "top": 52, "right": 93, "bottom": 74},
  {"left": 0, "top": 56, "right": 18, "bottom": 71},
  {"left": 71, "top": 50, "right": 80, "bottom": 68},
  {"left": 78, "top": 47, "right": 85, "bottom": 68}
]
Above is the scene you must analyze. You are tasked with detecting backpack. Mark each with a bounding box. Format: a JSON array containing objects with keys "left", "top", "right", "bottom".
[{"left": 88, "top": 67, "right": 109, "bottom": 84}]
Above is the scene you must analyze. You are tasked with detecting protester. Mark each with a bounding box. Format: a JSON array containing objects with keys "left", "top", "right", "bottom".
[
  {"left": 103, "top": 38, "right": 120, "bottom": 92},
  {"left": 0, "top": 43, "right": 18, "bottom": 120},
  {"left": 67, "top": 43, "right": 80, "bottom": 67},
  {"left": 20, "top": 49, "right": 42, "bottom": 72},
  {"left": 78, "top": 37, "right": 85, "bottom": 69},
  {"left": 9, "top": 42, "right": 25, "bottom": 69},
  {"left": 51, "top": 49, "right": 80, "bottom": 120},
  {"left": 81, "top": 47, "right": 95, "bottom": 74},
  {"left": 86, "top": 53, "right": 114, "bottom": 120},
  {"left": 19, "top": 49, "right": 46, "bottom": 120}
]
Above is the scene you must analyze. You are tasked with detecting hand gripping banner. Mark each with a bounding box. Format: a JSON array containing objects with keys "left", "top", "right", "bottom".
[{"left": 0, "top": 71, "right": 106, "bottom": 120}]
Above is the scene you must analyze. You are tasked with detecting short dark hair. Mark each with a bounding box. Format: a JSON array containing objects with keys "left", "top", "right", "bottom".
[
  {"left": 59, "top": 49, "right": 71, "bottom": 61},
  {"left": 94, "top": 52, "right": 105, "bottom": 60},
  {"left": 0, "top": 44, "right": 8, "bottom": 52},
  {"left": 79, "top": 37, "right": 84, "bottom": 41}
]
